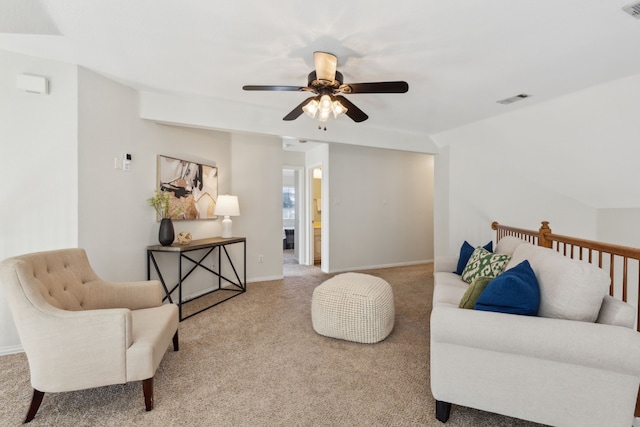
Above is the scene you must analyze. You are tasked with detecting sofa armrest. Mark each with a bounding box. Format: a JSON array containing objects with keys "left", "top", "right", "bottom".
[
  {"left": 20, "top": 304, "right": 132, "bottom": 392},
  {"left": 597, "top": 295, "right": 636, "bottom": 329},
  {"left": 434, "top": 255, "right": 458, "bottom": 274},
  {"left": 84, "top": 280, "right": 164, "bottom": 310},
  {"left": 431, "top": 306, "right": 640, "bottom": 376}
]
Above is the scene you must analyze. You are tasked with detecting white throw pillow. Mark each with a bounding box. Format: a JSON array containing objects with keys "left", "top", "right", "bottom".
[
  {"left": 495, "top": 236, "right": 529, "bottom": 257},
  {"left": 507, "top": 244, "right": 610, "bottom": 322},
  {"left": 536, "top": 254, "right": 610, "bottom": 322},
  {"left": 505, "top": 243, "right": 554, "bottom": 271}
]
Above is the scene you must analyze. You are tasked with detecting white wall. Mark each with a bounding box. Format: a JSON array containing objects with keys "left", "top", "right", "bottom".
[
  {"left": 598, "top": 209, "right": 640, "bottom": 248},
  {"left": 0, "top": 51, "right": 79, "bottom": 352},
  {"left": 433, "top": 137, "right": 597, "bottom": 256},
  {"left": 1, "top": 62, "right": 285, "bottom": 352},
  {"left": 431, "top": 73, "right": 640, "bottom": 256},
  {"left": 77, "top": 67, "right": 232, "bottom": 283},
  {"left": 327, "top": 143, "right": 434, "bottom": 272},
  {"left": 230, "top": 132, "right": 284, "bottom": 281}
]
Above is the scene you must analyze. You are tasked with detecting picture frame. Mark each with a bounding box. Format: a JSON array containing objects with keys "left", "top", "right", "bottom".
[{"left": 157, "top": 155, "right": 218, "bottom": 220}]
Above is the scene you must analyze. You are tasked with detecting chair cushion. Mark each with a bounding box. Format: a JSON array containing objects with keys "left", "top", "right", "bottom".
[{"left": 475, "top": 260, "right": 540, "bottom": 316}]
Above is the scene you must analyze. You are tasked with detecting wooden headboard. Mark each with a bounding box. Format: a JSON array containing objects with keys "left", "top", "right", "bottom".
[{"left": 492, "top": 221, "right": 640, "bottom": 331}]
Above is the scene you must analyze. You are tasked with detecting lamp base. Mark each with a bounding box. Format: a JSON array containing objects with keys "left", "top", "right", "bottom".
[{"left": 221, "top": 216, "right": 233, "bottom": 238}]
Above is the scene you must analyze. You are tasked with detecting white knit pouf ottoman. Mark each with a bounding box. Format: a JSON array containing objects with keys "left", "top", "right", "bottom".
[{"left": 311, "top": 272, "right": 395, "bottom": 344}]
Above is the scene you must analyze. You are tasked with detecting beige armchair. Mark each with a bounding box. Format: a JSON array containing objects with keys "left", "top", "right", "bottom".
[{"left": 0, "top": 248, "right": 179, "bottom": 423}]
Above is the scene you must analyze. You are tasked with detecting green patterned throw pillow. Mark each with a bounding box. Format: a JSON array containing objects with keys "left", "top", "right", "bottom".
[{"left": 461, "top": 247, "right": 511, "bottom": 284}]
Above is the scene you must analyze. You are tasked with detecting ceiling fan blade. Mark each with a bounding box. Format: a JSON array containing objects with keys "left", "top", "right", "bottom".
[
  {"left": 243, "top": 85, "right": 307, "bottom": 92},
  {"left": 314, "top": 51, "right": 337, "bottom": 82},
  {"left": 283, "top": 96, "right": 317, "bottom": 121},
  {"left": 339, "top": 81, "right": 409, "bottom": 94},
  {"left": 335, "top": 95, "right": 368, "bottom": 122}
]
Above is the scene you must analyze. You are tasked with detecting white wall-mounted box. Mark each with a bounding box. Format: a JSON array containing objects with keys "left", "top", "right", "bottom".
[{"left": 16, "top": 74, "right": 49, "bottom": 94}]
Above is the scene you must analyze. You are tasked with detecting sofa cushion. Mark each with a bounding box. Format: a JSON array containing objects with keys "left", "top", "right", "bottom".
[
  {"left": 536, "top": 253, "right": 610, "bottom": 322},
  {"left": 459, "top": 276, "right": 493, "bottom": 309},
  {"left": 455, "top": 241, "right": 493, "bottom": 275},
  {"left": 461, "top": 247, "right": 511, "bottom": 284},
  {"left": 495, "top": 236, "right": 529, "bottom": 256},
  {"left": 505, "top": 242, "right": 555, "bottom": 272},
  {"left": 475, "top": 260, "right": 540, "bottom": 316},
  {"left": 507, "top": 244, "right": 610, "bottom": 322}
]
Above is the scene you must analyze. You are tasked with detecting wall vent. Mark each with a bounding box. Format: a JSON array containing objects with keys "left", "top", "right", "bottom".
[
  {"left": 623, "top": 2, "right": 640, "bottom": 19},
  {"left": 497, "top": 93, "right": 530, "bottom": 105}
]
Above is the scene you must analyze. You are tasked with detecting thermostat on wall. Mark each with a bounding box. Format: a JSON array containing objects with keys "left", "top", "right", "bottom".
[{"left": 122, "top": 153, "right": 132, "bottom": 172}]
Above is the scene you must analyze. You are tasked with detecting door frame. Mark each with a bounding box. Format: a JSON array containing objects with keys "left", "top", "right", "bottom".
[{"left": 283, "top": 165, "right": 306, "bottom": 265}]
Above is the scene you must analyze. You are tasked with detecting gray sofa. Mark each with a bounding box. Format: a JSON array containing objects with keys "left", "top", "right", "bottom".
[{"left": 431, "top": 236, "right": 640, "bottom": 427}]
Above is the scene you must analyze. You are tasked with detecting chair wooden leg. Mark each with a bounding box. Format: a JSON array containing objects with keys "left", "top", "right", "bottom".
[
  {"left": 435, "top": 400, "right": 451, "bottom": 423},
  {"left": 173, "top": 330, "right": 179, "bottom": 351},
  {"left": 24, "top": 389, "right": 44, "bottom": 423},
  {"left": 142, "top": 378, "right": 154, "bottom": 411}
]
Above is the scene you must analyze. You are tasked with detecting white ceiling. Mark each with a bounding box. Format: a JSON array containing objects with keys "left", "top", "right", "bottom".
[{"left": 2, "top": 0, "right": 640, "bottom": 147}]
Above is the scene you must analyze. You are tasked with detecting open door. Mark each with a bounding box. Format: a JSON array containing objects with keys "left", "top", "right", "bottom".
[{"left": 282, "top": 167, "right": 305, "bottom": 266}]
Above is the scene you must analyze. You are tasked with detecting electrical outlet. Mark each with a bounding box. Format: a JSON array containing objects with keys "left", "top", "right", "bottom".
[{"left": 258, "top": 255, "right": 264, "bottom": 263}]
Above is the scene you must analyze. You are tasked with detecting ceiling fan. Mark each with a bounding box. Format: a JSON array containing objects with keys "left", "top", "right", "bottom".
[{"left": 242, "top": 52, "right": 409, "bottom": 128}]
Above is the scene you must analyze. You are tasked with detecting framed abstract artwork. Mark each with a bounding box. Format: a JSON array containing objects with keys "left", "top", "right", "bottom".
[{"left": 157, "top": 155, "right": 218, "bottom": 220}]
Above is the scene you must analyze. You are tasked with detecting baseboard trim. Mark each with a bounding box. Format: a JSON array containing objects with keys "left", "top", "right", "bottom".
[
  {"left": 248, "top": 275, "right": 284, "bottom": 283},
  {"left": 328, "top": 259, "right": 433, "bottom": 274},
  {"left": 0, "top": 344, "right": 24, "bottom": 356}
]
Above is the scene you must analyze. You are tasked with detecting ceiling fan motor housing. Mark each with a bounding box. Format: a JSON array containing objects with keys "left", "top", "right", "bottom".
[{"left": 308, "top": 71, "right": 343, "bottom": 90}]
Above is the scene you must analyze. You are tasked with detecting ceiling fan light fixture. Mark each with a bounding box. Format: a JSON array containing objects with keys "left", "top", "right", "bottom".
[
  {"left": 332, "top": 100, "right": 347, "bottom": 118},
  {"left": 318, "top": 109, "right": 331, "bottom": 123},
  {"left": 319, "top": 94, "right": 333, "bottom": 112},
  {"left": 303, "top": 99, "right": 319, "bottom": 118}
]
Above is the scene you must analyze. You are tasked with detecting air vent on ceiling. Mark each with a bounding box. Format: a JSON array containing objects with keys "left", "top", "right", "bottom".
[
  {"left": 623, "top": 1, "right": 640, "bottom": 19},
  {"left": 497, "top": 93, "right": 530, "bottom": 105}
]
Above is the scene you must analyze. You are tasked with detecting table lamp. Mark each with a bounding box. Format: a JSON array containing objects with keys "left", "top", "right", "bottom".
[{"left": 215, "top": 195, "right": 240, "bottom": 238}]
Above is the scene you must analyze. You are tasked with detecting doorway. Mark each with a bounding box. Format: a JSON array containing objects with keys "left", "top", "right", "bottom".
[
  {"left": 282, "top": 167, "right": 304, "bottom": 266},
  {"left": 311, "top": 166, "right": 322, "bottom": 266}
]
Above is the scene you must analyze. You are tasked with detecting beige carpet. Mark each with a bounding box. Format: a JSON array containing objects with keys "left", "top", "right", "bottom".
[{"left": 0, "top": 261, "right": 544, "bottom": 426}]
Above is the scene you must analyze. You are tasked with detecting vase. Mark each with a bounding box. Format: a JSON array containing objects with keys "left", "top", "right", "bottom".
[{"left": 159, "top": 218, "right": 175, "bottom": 246}]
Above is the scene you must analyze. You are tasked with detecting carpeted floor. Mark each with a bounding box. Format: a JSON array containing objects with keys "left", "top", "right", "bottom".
[{"left": 0, "top": 261, "right": 545, "bottom": 426}]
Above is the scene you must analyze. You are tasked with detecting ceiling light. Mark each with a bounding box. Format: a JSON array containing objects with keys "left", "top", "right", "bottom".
[
  {"left": 497, "top": 93, "right": 531, "bottom": 105},
  {"left": 302, "top": 99, "right": 319, "bottom": 118},
  {"left": 302, "top": 95, "right": 348, "bottom": 130}
]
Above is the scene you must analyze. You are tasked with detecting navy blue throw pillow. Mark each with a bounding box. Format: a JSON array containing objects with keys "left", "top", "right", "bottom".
[
  {"left": 474, "top": 260, "right": 540, "bottom": 316},
  {"left": 455, "top": 241, "right": 493, "bottom": 275}
]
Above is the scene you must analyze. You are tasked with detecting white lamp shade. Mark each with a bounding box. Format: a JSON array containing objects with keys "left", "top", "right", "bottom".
[{"left": 215, "top": 195, "right": 240, "bottom": 217}]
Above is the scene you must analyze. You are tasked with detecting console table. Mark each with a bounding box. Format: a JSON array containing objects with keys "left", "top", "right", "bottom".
[{"left": 147, "top": 237, "right": 246, "bottom": 321}]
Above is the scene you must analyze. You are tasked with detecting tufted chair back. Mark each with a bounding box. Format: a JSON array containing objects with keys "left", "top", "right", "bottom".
[{"left": 12, "top": 249, "right": 101, "bottom": 311}]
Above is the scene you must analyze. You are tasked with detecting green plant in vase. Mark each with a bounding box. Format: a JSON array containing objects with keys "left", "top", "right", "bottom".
[{"left": 148, "top": 190, "right": 184, "bottom": 246}]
